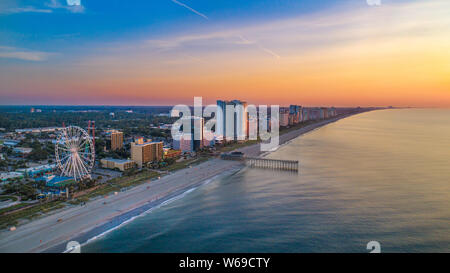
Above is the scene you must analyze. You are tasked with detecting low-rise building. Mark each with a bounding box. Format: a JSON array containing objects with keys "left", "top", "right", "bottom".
[
  {"left": 13, "top": 147, "right": 33, "bottom": 155},
  {"left": 36, "top": 175, "right": 76, "bottom": 189},
  {"left": 0, "top": 172, "right": 24, "bottom": 182},
  {"left": 1, "top": 140, "right": 19, "bottom": 147},
  {"left": 101, "top": 158, "right": 136, "bottom": 171},
  {"left": 15, "top": 127, "right": 62, "bottom": 134},
  {"left": 17, "top": 164, "right": 57, "bottom": 177},
  {"left": 164, "top": 149, "right": 182, "bottom": 159}
]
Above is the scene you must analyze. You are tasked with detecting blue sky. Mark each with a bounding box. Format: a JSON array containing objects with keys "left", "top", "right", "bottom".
[
  {"left": 0, "top": 0, "right": 360, "bottom": 60},
  {"left": 1, "top": 0, "right": 449, "bottom": 107}
]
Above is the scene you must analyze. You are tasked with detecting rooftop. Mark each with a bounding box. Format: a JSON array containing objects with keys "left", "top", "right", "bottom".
[
  {"left": 1, "top": 140, "right": 19, "bottom": 146},
  {"left": 102, "top": 158, "right": 134, "bottom": 164},
  {"left": 0, "top": 172, "right": 23, "bottom": 181},
  {"left": 132, "top": 140, "right": 163, "bottom": 146},
  {"left": 13, "top": 147, "right": 33, "bottom": 153},
  {"left": 17, "top": 164, "right": 57, "bottom": 173},
  {"left": 39, "top": 175, "right": 76, "bottom": 187}
]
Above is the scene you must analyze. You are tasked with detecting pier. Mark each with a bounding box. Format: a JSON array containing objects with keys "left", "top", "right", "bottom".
[
  {"left": 220, "top": 152, "right": 299, "bottom": 172},
  {"left": 244, "top": 157, "right": 299, "bottom": 172}
]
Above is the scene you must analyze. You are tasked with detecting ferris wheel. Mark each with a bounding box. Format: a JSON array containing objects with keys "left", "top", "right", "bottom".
[{"left": 55, "top": 126, "right": 95, "bottom": 181}]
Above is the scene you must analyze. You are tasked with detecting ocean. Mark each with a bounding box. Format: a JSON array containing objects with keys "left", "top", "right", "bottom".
[{"left": 84, "top": 109, "right": 450, "bottom": 253}]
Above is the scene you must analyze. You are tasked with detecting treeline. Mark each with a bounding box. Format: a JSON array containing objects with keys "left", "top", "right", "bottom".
[{"left": 0, "top": 111, "right": 176, "bottom": 132}]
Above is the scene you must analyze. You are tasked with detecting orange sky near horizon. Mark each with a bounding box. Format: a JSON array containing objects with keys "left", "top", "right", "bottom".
[{"left": 1, "top": 0, "right": 449, "bottom": 107}]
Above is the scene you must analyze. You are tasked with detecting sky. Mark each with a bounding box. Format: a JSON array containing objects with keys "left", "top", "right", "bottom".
[{"left": 0, "top": 0, "right": 449, "bottom": 107}]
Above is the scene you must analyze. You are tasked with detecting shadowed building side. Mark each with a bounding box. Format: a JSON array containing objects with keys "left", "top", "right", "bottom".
[
  {"left": 110, "top": 130, "right": 124, "bottom": 151},
  {"left": 131, "top": 138, "right": 163, "bottom": 168}
]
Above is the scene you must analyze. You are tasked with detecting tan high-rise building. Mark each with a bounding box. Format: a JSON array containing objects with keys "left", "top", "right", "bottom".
[
  {"left": 131, "top": 139, "right": 163, "bottom": 168},
  {"left": 111, "top": 131, "right": 124, "bottom": 151},
  {"left": 280, "top": 108, "right": 290, "bottom": 127}
]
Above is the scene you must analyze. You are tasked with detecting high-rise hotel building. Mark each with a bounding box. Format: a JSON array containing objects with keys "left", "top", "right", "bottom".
[
  {"left": 173, "top": 116, "right": 204, "bottom": 153},
  {"left": 279, "top": 108, "right": 290, "bottom": 127},
  {"left": 216, "top": 100, "right": 248, "bottom": 141},
  {"left": 289, "top": 105, "right": 303, "bottom": 125},
  {"left": 110, "top": 130, "right": 124, "bottom": 151},
  {"left": 131, "top": 138, "right": 163, "bottom": 168}
]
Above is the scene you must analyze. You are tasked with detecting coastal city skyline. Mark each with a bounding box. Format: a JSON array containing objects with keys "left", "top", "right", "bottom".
[{"left": 1, "top": 0, "right": 450, "bottom": 107}]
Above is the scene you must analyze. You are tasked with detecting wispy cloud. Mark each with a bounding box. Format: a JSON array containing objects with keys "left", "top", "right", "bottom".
[
  {"left": 2, "top": 0, "right": 450, "bottom": 107},
  {"left": 147, "top": 24, "right": 282, "bottom": 60},
  {"left": 148, "top": 32, "right": 281, "bottom": 59},
  {"left": 171, "top": 0, "right": 208, "bottom": 20},
  {"left": 0, "top": 7, "right": 53, "bottom": 14},
  {"left": 46, "top": 0, "right": 85, "bottom": 13},
  {"left": 0, "top": 46, "right": 54, "bottom": 61},
  {"left": 238, "top": 35, "right": 280, "bottom": 59},
  {"left": 1, "top": 0, "right": 84, "bottom": 14},
  {"left": 148, "top": 32, "right": 235, "bottom": 50}
]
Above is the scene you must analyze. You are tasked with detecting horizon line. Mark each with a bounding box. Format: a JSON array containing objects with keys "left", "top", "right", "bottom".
[{"left": 0, "top": 104, "right": 409, "bottom": 108}]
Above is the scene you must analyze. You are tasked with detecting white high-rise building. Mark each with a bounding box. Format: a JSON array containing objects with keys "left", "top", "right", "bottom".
[
  {"left": 216, "top": 100, "right": 248, "bottom": 141},
  {"left": 280, "top": 108, "right": 290, "bottom": 127},
  {"left": 172, "top": 116, "right": 204, "bottom": 153}
]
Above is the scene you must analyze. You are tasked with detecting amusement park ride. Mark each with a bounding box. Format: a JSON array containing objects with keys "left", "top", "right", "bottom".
[{"left": 55, "top": 121, "right": 95, "bottom": 182}]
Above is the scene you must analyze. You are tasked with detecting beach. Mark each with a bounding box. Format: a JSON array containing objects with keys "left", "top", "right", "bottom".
[{"left": 0, "top": 111, "right": 368, "bottom": 253}]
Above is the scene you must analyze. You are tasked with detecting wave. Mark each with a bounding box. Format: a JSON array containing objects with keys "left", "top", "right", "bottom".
[
  {"left": 72, "top": 166, "right": 242, "bottom": 251},
  {"left": 79, "top": 187, "right": 198, "bottom": 248}
]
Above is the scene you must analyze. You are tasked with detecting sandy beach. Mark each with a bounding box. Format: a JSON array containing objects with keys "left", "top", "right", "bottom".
[{"left": 0, "top": 111, "right": 368, "bottom": 253}]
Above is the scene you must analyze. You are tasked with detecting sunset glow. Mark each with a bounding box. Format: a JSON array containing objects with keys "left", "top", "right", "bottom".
[{"left": 0, "top": 0, "right": 449, "bottom": 106}]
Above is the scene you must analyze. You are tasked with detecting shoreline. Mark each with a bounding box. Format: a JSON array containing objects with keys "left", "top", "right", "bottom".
[
  {"left": 55, "top": 166, "right": 244, "bottom": 253},
  {"left": 0, "top": 109, "right": 373, "bottom": 253}
]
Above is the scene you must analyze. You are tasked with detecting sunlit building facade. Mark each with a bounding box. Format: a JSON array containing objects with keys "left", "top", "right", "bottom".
[
  {"left": 110, "top": 130, "right": 124, "bottom": 151},
  {"left": 173, "top": 116, "right": 205, "bottom": 153},
  {"left": 131, "top": 138, "right": 163, "bottom": 168},
  {"left": 216, "top": 100, "right": 248, "bottom": 141},
  {"left": 280, "top": 108, "right": 290, "bottom": 127}
]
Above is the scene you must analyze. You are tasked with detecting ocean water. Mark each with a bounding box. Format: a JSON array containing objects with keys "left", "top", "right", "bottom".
[{"left": 84, "top": 109, "right": 450, "bottom": 253}]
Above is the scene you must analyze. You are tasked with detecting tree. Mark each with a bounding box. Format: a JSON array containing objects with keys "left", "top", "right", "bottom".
[
  {"left": 28, "top": 147, "right": 48, "bottom": 161},
  {"left": 164, "top": 157, "right": 176, "bottom": 166},
  {"left": 4, "top": 147, "right": 13, "bottom": 156},
  {"left": 0, "top": 159, "right": 7, "bottom": 170}
]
